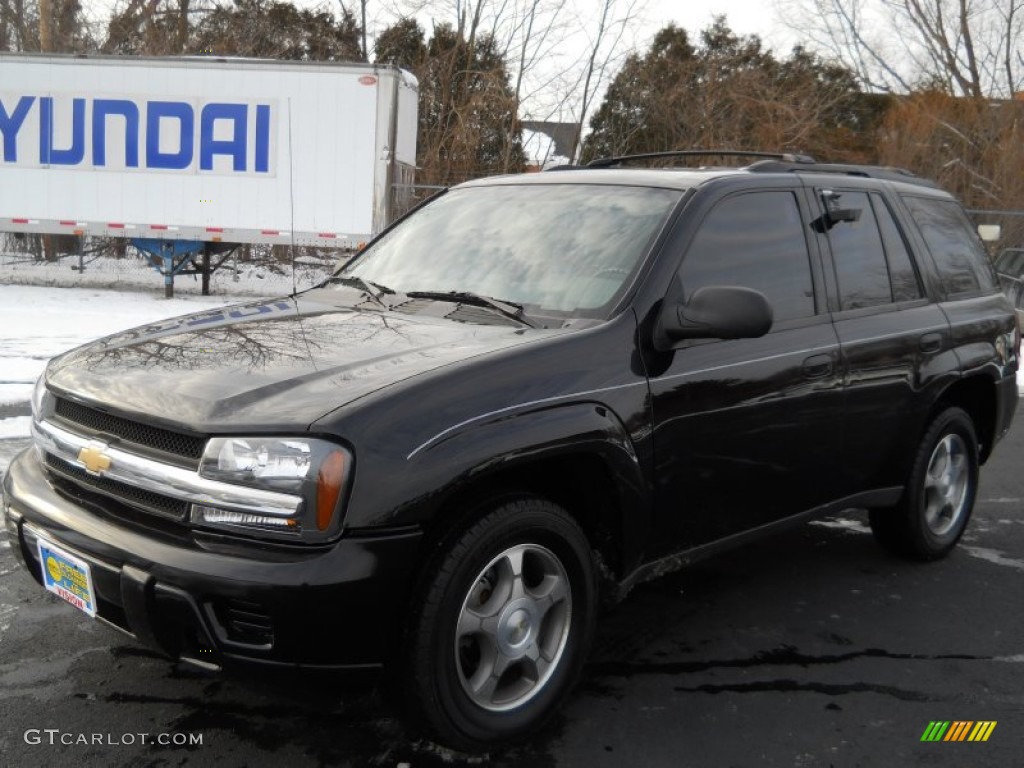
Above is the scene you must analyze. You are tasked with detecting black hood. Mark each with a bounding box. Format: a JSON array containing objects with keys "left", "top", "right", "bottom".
[{"left": 46, "top": 292, "right": 541, "bottom": 432}]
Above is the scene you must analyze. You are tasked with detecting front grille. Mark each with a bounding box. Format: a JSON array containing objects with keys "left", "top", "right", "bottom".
[
  {"left": 54, "top": 397, "right": 206, "bottom": 461},
  {"left": 45, "top": 454, "right": 190, "bottom": 521}
]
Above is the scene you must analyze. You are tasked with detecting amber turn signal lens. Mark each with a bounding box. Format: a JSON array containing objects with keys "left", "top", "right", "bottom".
[{"left": 316, "top": 451, "right": 346, "bottom": 531}]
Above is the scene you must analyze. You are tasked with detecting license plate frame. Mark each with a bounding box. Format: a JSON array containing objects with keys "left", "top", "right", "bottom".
[{"left": 36, "top": 538, "right": 97, "bottom": 617}]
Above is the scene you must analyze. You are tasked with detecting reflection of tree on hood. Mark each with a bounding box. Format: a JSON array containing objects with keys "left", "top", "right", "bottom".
[{"left": 57, "top": 297, "right": 414, "bottom": 375}]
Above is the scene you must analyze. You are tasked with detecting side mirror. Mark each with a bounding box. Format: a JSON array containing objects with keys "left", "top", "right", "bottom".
[
  {"left": 654, "top": 285, "right": 773, "bottom": 350},
  {"left": 825, "top": 207, "right": 861, "bottom": 226},
  {"left": 819, "top": 190, "right": 861, "bottom": 230}
]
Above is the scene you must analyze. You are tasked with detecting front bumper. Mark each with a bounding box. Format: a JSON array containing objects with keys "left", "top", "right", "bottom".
[{"left": 2, "top": 447, "right": 422, "bottom": 669}]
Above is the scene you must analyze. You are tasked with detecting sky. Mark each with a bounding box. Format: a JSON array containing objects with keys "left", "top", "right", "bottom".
[
  {"left": 75, "top": 0, "right": 801, "bottom": 160},
  {"left": 81, "top": 0, "right": 797, "bottom": 61},
  {"left": 645, "top": 0, "right": 792, "bottom": 50}
]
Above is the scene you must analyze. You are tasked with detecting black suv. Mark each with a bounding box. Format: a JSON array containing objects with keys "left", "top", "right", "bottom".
[{"left": 3, "top": 152, "right": 1018, "bottom": 751}]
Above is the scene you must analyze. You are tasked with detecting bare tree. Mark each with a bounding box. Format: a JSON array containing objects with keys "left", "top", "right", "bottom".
[
  {"left": 878, "top": 91, "right": 1024, "bottom": 245},
  {"left": 779, "top": 0, "right": 1024, "bottom": 97},
  {"left": 389, "top": 0, "right": 642, "bottom": 164},
  {"left": 563, "top": 0, "right": 645, "bottom": 161},
  {"left": 0, "top": 0, "right": 35, "bottom": 51}
]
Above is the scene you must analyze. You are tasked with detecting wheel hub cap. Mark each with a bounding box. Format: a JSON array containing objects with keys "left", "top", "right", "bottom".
[
  {"left": 455, "top": 543, "right": 572, "bottom": 712},
  {"left": 923, "top": 433, "right": 970, "bottom": 536},
  {"left": 498, "top": 601, "right": 537, "bottom": 653}
]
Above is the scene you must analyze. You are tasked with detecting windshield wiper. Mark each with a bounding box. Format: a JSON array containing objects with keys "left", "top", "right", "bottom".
[
  {"left": 328, "top": 275, "right": 394, "bottom": 307},
  {"left": 405, "top": 291, "right": 534, "bottom": 327}
]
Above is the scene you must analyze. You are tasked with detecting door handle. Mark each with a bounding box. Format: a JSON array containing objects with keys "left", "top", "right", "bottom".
[
  {"left": 919, "top": 332, "right": 943, "bottom": 354},
  {"left": 802, "top": 354, "right": 833, "bottom": 379}
]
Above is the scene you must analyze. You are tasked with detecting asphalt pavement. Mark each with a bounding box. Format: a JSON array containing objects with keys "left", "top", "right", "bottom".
[{"left": 1, "top": 410, "right": 1022, "bottom": 767}]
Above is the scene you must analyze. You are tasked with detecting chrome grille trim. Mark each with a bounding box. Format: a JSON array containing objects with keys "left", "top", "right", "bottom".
[
  {"left": 54, "top": 397, "right": 206, "bottom": 460},
  {"left": 33, "top": 418, "right": 302, "bottom": 519},
  {"left": 45, "top": 454, "right": 190, "bottom": 520}
]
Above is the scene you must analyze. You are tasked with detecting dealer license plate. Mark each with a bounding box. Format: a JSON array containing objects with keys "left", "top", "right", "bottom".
[{"left": 36, "top": 539, "right": 97, "bottom": 617}]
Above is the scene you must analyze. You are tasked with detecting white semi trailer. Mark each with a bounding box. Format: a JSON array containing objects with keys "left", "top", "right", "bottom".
[{"left": 0, "top": 53, "right": 418, "bottom": 293}]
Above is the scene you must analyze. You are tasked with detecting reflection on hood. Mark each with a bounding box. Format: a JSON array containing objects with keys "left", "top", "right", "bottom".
[{"left": 46, "top": 293, "right": 541, "bottom": 431}]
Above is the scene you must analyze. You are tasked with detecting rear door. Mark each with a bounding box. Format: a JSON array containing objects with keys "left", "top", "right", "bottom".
[
  {"left": 810, "top": 187, "right": 952, "bottom": 495},
  {"left": 899, "top": 193, "right": 1019, "bottom": 447}
]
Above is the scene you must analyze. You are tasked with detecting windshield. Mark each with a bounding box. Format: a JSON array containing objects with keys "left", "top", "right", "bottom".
[{"left": 338, "top": 183, "right": 682, "bottom": 320}]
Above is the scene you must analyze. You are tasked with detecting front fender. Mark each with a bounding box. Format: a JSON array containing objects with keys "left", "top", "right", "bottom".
[{"left": 343, "top": 401, "right": 650, "bottom": 570}]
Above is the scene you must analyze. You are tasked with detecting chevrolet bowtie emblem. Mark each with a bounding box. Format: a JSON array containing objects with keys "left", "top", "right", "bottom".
[{"left": 78, "top": 445, "right": 112, "bottom": 475}]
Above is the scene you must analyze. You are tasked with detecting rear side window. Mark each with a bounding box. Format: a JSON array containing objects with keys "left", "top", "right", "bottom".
[
  {"left": 825, "top": 191, "right": 891, "bottom": 310},
  {"left": 903, "top": 196, "right": 996, "bottom": 296},
  {"left": 680, "top": 191, "right": 816, "bottom": 323},
  {"left": 872, "top": 194, "right": 923, "bottom": 302}
]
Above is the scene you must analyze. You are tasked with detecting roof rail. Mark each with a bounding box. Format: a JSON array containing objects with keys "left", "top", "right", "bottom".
[
  {"left": 747, "top": 160, "right": 939, "bottom": 188},
  {"left": 586, "top": 150, "right": 817, "bottom": 169}
]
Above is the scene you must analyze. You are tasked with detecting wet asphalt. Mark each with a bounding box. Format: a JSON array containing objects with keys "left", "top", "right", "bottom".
[{"left": 1, "top": 410, "right": 1022, "bottom": 767}]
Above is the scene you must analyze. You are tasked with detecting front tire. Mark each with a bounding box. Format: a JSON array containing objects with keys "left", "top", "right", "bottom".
[
  {"left": 869, "top": 407, "right": 979, "bottom": 560},
  {"left": 403, "top": 497, "right": 597, "bottom": 752}
]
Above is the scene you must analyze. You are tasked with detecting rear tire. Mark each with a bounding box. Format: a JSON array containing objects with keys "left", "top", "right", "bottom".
[
  {"left": 403, "top": 496, "right": 597, "bottom": 752},
  {"left": 869, "top": 407, "right": 978, "bottom": 560}
]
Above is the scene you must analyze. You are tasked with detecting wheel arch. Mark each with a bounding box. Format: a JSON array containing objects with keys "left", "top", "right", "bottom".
[
  {"left": 430, "top": 451, "right": 631, "bottom": 580},
  {"left": 932, "top": 373, "right": 997, "bottom": 463},
  {"left": 407, "top": 402, "right": 651, "bottom": 591}
]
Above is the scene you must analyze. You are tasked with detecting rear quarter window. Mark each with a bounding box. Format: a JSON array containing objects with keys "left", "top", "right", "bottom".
[{"left": 902, "top": 195, "right": 996, "bottom": 296}]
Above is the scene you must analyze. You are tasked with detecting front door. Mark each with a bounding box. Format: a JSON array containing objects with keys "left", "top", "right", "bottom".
[{"left": 648, "top": 187, "right": 844, "bottom": 554}]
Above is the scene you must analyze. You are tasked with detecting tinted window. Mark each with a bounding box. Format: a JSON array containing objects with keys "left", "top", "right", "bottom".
[
  {"left": 872, "top": 193, "right": 923, "bottom": 302},
  {"left": 903, "top": 196, "right": 996, "bottom": 295},
  {"left": 680, "top": 191, "right": 815, "bottom": 322},
  {"left": 826, "top": 191, "right": 891, "bottom": 310}
]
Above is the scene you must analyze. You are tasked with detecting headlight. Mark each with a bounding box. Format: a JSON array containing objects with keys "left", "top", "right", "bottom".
[
  {"left": 196, "top": 436, "right": 351, "bottom": 542},
  {"left": 31, "top": 373, "right": 52, "bottom": 422}
]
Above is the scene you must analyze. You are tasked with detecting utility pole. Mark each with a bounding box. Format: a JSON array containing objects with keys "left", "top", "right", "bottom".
[
  {"left": 38, "top": 0, "right": 52, "bottom": 51},
  {"left": 361, "top": 0, "right": 368, "bottom": 61},
  {"left": 39, "top": 0, "right": 55, "bottom": 262}
]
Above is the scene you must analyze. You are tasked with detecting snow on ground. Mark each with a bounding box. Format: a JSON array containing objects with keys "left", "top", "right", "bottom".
[
  {"left": 0, "top": 251, "right": 334, "bottom": 298},
  {"left": 0, "top": 284, "right": 263, "bottom": 475},
  {"left": 0, "top": 417, "right": 31, "bottom": 439},
  {"left": 0, "top": 384, "right": 33, "bottom": 406}
]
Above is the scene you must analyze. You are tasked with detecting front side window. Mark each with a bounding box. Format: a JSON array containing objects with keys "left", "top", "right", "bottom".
[
  {"left": 341, "top": 183, "right": 683, "bottom": 319},
  {"left": 679, "top": 190, "right": 816, "bottom": 323},
  {"left": 903, "top": 195, "right": 995, "bottom": 296}
]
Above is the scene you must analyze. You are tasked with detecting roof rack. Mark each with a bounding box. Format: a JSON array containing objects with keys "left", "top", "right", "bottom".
[
  {"left": 747, "top": 160, "right": 938, "bottom": 188},
  {"left": 585, "top": 150, "right": 817, "bottom": 168},
  {"left": 559, "top": 150, "right": 940, "bottom": 189}
]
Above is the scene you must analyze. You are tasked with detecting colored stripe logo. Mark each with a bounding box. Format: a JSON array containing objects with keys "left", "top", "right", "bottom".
[{"left": 920, "top": 721, "right": 997, "bottom": 742}]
